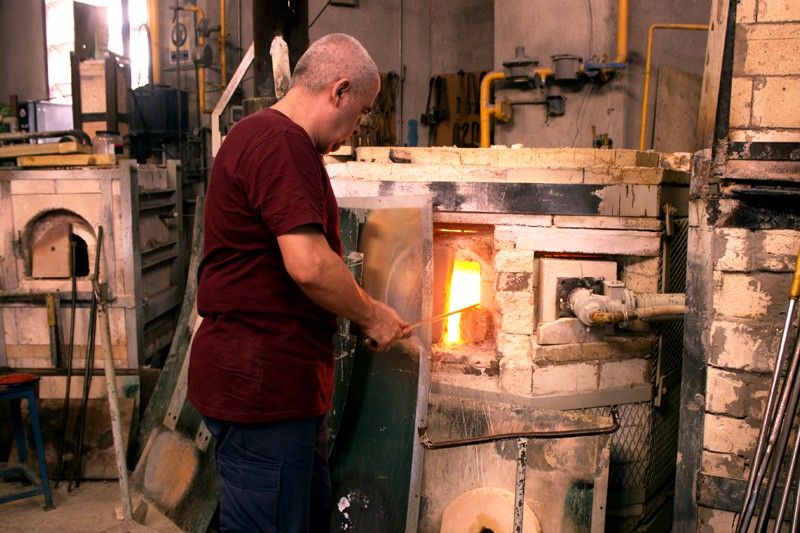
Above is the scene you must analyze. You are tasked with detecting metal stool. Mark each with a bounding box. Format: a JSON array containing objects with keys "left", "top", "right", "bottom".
[{"left": 0, "top": 373, "right": 54, "bottom": 509}]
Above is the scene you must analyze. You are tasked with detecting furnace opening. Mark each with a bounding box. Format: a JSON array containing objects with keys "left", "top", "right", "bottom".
[
  {"left": 432, "top": 224, "right": 496, "bottom": 369},
  {"left": 443, "top": 259, "right": 481, "bottom": 345}
]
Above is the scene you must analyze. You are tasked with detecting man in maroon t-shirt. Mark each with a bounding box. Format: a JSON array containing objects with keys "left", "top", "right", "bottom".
[{"left": 188, "top": 34, "right": 409, "bottom": 532}]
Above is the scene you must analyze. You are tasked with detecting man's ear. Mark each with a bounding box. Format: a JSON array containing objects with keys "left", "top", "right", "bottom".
[{"left": 332, "top": 79, "right": 351, "bottom": 104}]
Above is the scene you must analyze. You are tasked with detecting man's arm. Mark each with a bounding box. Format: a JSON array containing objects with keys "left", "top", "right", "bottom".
[{"left": 277, "top": 225, "right": 409, "bottom": 350}]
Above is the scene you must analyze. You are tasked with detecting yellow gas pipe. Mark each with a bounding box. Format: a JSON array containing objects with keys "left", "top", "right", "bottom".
[
  {"left": 638, "top": 23, "right": 708, "bottom": 150},
  {"left": 182, "top": 4, "right": 210, "bottom": 113},
  {"left": 148, "top": 0, "right": 161, "bottom": 83},
  {"left": 479, "top": 72, "right": 507, "bottom": 148},
  {"left": 616, "top": 0, "right": 628, "bottom": 64},
  {"left": 219, "top": 0, "right": 227, "bottom": 86}
]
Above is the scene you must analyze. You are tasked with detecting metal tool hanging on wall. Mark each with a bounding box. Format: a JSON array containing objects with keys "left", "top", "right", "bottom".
[{"left": 420, "top": 76, "right": 449, "bottom": 146}]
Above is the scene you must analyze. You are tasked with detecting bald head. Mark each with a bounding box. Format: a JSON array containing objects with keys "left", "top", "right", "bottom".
[{"left": 290, "top": 33, "right": 379, "bottom": 97}]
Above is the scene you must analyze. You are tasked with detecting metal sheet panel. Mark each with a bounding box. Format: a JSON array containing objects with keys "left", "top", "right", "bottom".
[{"left": 332, "top": 195, "right": 433, "bottom": 532}]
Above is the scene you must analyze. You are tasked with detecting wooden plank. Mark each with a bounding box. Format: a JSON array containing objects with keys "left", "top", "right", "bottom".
[
  {"left": 696, "top": 0, "right": 730, "bottom": 149},
  {"left": 16, "top": 153, "right": 117, "bottom": 167},
  {"left": 0, "top": 141, "right": 92, "bottom": 160},
  {"left": 653, "top": 66, "right": 702, "bottom": 153}
]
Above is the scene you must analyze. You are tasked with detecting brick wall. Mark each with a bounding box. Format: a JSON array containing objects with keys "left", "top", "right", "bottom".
[{"left": 679, "top": 0, "right": 800, "bottom": 528}]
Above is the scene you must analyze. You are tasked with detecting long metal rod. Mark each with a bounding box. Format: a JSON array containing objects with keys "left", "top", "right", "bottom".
[
  {"left": 792, "top": 459, "right": 800, "bottom": 532},
  {"left": 418, "top": 407, "right": 619, "bottom": 450},
  {"left": 756, "top": 335, "right": 800, "bottom": 531},
  {"left": 71, "top": 226, "right": 104, "bottom": 490},
  {"left": 740, "top": 331, "right": 800, "bottom": 530},
  {"left": 406, "top": 303, "right": 480, "bottom": 331},
  {"left": 739, "top": 248, "right": 800, "bottom": 531},
  {"left": 514, "top": 437, "right": 529, "bottom": 533},
  {"left": 739, "top": 298, "right": 798, "bottom": 526},
  {"left": 54, "top": 242, "right": 77, "bottom": 488},
  {"left": 775, "top": 404, "right": 800, "bottom": 532}
]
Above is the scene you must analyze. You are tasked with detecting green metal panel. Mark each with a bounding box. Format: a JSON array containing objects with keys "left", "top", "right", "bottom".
[{"left": 332, "top": 197, "right": 433, "bottom": 532}]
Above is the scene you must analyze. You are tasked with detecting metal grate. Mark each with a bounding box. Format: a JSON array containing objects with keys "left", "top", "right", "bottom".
[
  {"left": 661, "top": 219, "right": 689, "bottom": 376},
  {"left": 579, "top": 403, "right": 652, "bottom": 492}
]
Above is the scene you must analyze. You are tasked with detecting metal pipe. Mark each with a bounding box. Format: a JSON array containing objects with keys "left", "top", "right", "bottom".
[
  {"left": 589, "top": 305, "right": 686, "bottom": 325},
  {"left": 514, "top": 437, "right": 529, "bottom": 533},
  {"left": 0, "top": 129, "right": 91, "bottom": 146},
  {"left": 418, "top": 407, "right": 620, "bottom": 450},
  {"left": 615, "top": 0, "right": 629, "bottom": 64},
  {"left": 740, "top": 298, "right": 798, "bottom": 525},
  {"left": 757, "top": 333, "right": 800, "bottom": 532},
  {"left": 71, "top": 226, "right": 104, "bottom": 490},
  {"left": 740, "top": 327, "right": 800, "bottom": 530},
  {"left": 148, "top": 0, "right": 161, "bottom": 83},
  {"left": 54, "top": 242, "right": 77, "bottom": 488},
  {"left": 219, "top": 0, "right": 227, "bottom": 86},
  {"left": 479, "top": 71, "right": 506, "bottom": 148},
  {"left": 774, "top": 416, "right": 800, "bottom": 532},
  {"left": 46, "top": 294, "right": 61, "bottom": 368},
  {"left": 182, "top": 5, "right": 209, "bottom": 114},
  {"left": 738, "top": 248, "right": 800, "bottom": 531},
  {"left": 638, "top": 23, "right": 708, "bottom": 150}
]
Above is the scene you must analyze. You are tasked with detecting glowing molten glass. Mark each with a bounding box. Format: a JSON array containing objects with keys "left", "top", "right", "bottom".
[{"left": 444, "top": 260, "right": 481, "bottom": 344}]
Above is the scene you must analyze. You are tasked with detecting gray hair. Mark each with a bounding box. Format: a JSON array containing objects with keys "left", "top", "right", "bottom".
[{"left": 291, "top": 34, "right": 379, "bottom": 96}]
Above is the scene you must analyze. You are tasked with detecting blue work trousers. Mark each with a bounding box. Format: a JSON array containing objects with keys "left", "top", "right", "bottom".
[{"left": 204, "top": 415, "right": 332, "bottom": 533}]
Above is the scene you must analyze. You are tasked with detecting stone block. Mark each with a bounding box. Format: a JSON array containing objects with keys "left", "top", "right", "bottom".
[
  {"left": 729, "top": 77, "right": 753, "bottom": 128},
  {"left": 715, "top": 228, "right": 800, "bottom": 272},
  {"left": 533, "top": 335, "right": 654, "bottom": 364},
  {"left": 761, "top": 230, "right": 800, "bottom": 271},
  {"left": 736, "top": 0, "right": 756, "bottom": 22},
  {"left": 708, "top": 319, "right": 780, "bottom": 373},
  {"left": 703, "top": 413, "right": 758, "bottom": 455},
  {"left": 714, "top": 227, "right": 751, "bottom": 271},
  {"left": 505, "top": 167, "right": 585, "bottom": 184},
  {"left": 618, "top": 167, "right": 665, "bottom": 185},
  {"left": 598, "top": 358, "right": 650, "bottom": 389},
  {"left": 9, "top": 179, "right": 56, "bottom": 195},
  {"left": 752, "top": 77, "right": 800, "bottom": 128},
  {"left": 499, "top": 357, "right": 533, "bottom": 395},
  {"left": 493, "top": 248, "right": 534, "bottom": 272},
  {"left": 552, "top": 215, "right": 662, "bottom": 231},
  {"left": 595, "top": 184, "right": 661, "bottom": 218},
  {"left": 756, "top": 0, "right": 800, "bottom": 22},
  {"left": 740, "top": 23, "right": 800, "bottom": 75},
  {"left": 54, "top": 179, "right": 102, "bottom": 195},
  {"left": 706, "top": 367, "right": 749, "bottom": 418},
  {"left": 497, "top": 272, "right": 532, "bottom": 292},
  {"left": 701, "top": 451, "right": 748, "bottom": 480},
  {"left": 537, "top": 318, "right": 607, "bottom": 345},
  {"left": 495, "top": 147, "right": 596, "bottom": 168},
  {"left": 495, "top": 332, "right": 531, "bottom": 361},
  {"left": 620, "top": 256, "right": 661, "bottom": 294},
  {"left": 495, "top": 291, "right": 534, "bottom": 334},
  {"left": 514, "top": 226, "right": 660, "bottom": 256},
  {"left": 713, "top": 271, "right": 788, "bottom": 320},
  {"left": 698, "top": 507, "right": 736, "bottom": 533},
  {"left": 659, "top": 152, "right": 692, "bottom": 172},
  {"left": 3, "top": 307, "right": 18, "bottom": 344},
  {"left": 531, "top": 362, "right": 598, "bottom": 395}
]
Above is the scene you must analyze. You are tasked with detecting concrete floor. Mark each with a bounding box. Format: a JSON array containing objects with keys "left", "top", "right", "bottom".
[{"left": 0, "top": 481, "right": 182, "bottom": 532}]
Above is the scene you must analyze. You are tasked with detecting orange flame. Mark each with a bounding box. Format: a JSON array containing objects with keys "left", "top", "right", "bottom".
[{"left": 444, "top": 260, "right": 481, "bottom": 344}]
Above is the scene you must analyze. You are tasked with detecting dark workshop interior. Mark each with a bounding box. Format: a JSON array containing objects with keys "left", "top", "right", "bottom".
[{"left": 0, "top": 0, "right": 799, "bottom": 531}]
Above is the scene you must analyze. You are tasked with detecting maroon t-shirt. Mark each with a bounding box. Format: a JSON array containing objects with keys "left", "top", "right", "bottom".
[{"left": 187, "top": 108, "right": 342, "bottom": 423}]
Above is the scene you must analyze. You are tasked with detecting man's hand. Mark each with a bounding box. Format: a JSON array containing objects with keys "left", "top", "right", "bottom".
[{"left": 362, "top": 299, "right": 412, "bottom": 351}]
